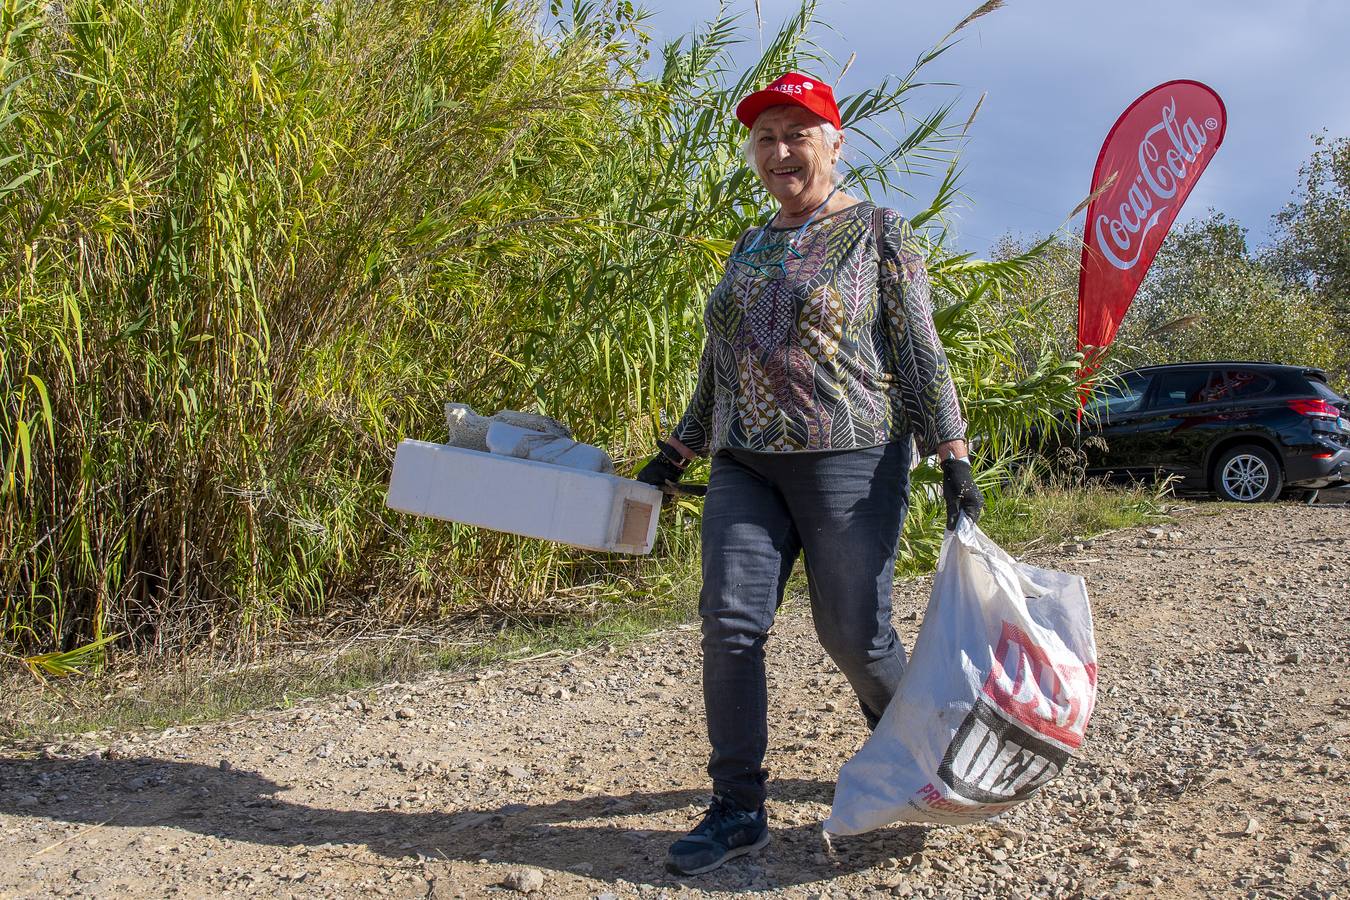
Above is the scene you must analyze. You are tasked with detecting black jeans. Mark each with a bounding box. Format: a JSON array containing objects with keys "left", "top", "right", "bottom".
[{"left": 698, "top": 442, "right": 911, "bottom": 810}]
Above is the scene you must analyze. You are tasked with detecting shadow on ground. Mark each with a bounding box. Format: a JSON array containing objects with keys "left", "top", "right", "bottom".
[{"left": 0, "top": 755, "right": 927, "bottom": 889}]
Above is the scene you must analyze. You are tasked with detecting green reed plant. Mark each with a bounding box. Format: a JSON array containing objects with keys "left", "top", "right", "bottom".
[
  {"left": 2, "top": 0, "right": 637, "bottom": 653},
  {"left": 1, "top": 0, "right": 1087, "bottom": 661}
]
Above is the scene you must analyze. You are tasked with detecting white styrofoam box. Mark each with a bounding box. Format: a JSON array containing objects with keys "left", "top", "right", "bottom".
[{"left": 386, "top": 439, "right": 662, "bottom": 555}]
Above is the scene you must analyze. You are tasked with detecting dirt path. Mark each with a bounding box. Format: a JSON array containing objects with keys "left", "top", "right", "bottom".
[{"left": 2, "top": 503, "right": 1348, "bottom": 899}]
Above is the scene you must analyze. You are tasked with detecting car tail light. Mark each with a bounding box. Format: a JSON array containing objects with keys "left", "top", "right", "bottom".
[
  {"left": 1312, "top": 452, "right": 1334, "bottom": 460},
  {"left": 1288, "top": 398, "right": 1341, "bottom": 419}
]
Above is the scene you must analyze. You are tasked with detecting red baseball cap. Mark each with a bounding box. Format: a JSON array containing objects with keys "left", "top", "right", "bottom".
[{"left": 735, "top": 72, "right": 842, "bottom": 130}]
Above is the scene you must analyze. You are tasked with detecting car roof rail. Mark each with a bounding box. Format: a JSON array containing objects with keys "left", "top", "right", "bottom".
[{"left": 1130, "top": 361, "right": 1327, "bottom": 377}]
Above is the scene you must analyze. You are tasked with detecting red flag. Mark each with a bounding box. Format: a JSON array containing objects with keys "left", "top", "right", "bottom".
[{"left": 1077, "top": 80, "right": 1227, "bottom": 364}]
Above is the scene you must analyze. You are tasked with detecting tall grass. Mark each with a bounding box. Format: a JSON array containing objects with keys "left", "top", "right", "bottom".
[{"left": 1, "top": 0, "right": 1083, "bottom": 659}]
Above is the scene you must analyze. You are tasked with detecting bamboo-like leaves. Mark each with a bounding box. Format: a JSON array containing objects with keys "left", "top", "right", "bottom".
[{"left": 0, "top": 0, "right": 1077, "bottom": 658}]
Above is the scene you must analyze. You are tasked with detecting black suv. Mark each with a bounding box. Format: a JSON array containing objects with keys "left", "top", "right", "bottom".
[{"left": 1080, "top": 362, "right": 1349, "bottom": 501}]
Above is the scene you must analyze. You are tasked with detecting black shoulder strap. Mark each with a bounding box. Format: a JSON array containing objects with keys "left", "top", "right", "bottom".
[
  {"left": 732, "top": 226, "right": 755, "bottom": 254},
  {"left": 871, "top": 204, "right": 886, "bottom": 262}
]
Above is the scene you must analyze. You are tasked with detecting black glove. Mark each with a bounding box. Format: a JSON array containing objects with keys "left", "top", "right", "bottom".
[
  {"left": 941, "top": 457, "right": 984, "bottom": 530},
  {"left": 635, "top": 441, "right": 687, "bottom": 491}
]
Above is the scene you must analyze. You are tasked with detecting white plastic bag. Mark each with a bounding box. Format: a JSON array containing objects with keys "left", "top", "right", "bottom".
[{"left": 825, "top": 517, "right": 1097, "bottom": 835}]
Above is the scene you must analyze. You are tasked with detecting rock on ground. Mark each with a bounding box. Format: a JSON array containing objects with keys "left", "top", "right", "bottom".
[{"left": 1, "top": 503, "right": 1348, "bottom": 899}]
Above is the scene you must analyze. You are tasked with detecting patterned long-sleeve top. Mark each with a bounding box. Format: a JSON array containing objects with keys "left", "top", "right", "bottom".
[{"left": 671, "top": 203, "right": 966, "bottom": 457}]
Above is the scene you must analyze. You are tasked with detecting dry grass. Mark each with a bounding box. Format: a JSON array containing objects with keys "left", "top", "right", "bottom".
[{"left": 2, "top": 482, "right": 1167, "bottom": 744}]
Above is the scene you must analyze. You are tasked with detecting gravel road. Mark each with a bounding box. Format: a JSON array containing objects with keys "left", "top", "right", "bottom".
[{"left": 2, "top": 502, "right": 1348, "bottom": 899}]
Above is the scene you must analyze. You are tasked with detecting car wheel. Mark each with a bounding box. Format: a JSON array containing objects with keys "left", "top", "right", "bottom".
[{"left": 1213, "top": 445, "right": 1283, "bottom": 502}]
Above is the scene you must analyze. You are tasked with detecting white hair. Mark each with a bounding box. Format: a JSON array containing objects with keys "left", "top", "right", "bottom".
[{"left": 742, "top": 121, "right": 844, "bottom": 182}]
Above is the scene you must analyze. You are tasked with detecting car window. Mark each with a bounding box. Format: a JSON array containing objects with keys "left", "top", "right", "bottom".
[
  {"left": 1150, "top": 370, "right": 1212, "bottom": 409},
  {"left": 1310, "top": 379, "right": 1347, "bottom": 404},
  {"left": 1086, "top": 372, "right": 1152, "bottom": 418},
  {"left": 1200, "top": 369, "right": 1275, "bottom": 402}
]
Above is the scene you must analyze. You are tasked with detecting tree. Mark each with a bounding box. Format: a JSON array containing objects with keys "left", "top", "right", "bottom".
[
  {"left": 986, "top": 233, "right": 1079, "bottom": 365},
  {"left": 1117, "top": 214, "right": 1348, "bottom": 386},
  {"left": 1267, "top": 133, "right": 1350, "bottom": 316}
]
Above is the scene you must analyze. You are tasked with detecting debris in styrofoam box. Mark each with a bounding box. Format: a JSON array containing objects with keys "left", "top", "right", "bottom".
[
  {"left": 485, "top": 422, "right": 614, "bottom": 474},
  {"left": 445, "top": 403, "right": 491, "bottom": 451},
  {"left": 491, "top": 409, "right": 571, "bottom": 439},
  {"left": 445, "top": 403, "right": 575, "bottom": 452}
]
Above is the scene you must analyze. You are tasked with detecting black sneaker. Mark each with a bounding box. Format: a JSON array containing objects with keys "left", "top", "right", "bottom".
[{"left": 665, "top": 795, "right": 769, "bottom": 876}]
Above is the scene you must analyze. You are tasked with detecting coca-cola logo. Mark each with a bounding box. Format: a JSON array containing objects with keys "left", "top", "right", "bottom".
[
  {"left": 981, "top": 621, "right": 1096, "bottom": 749},
  {"left": 1093, "top": 96, "right": 1221, "bottom": 271}
]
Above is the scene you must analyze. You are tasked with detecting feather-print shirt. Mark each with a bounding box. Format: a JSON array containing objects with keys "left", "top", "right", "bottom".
[{"left": 672, "top": 203, "right": 966, "bottom": 457}]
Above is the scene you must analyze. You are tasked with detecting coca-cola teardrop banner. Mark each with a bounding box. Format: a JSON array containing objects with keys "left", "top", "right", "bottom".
[{"left": 1077, "top": 80, "right": 1227, "bottom": 362}]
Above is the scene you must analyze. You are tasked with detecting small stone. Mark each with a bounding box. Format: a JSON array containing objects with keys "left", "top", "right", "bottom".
[
  {"left": 501, "top": 868, "right": 544, "bottom": 893},
  {"left": 1244, "top": 817, "right": 1261, "bottom": 835},
  {"left": 1287, "top": 809, "right": 1316, "bottom": 824},
  {"left": 72, "top": 868, "right": 98, "bottom": 884},
  {"left": 395, "top": 707, "right": 416, "bottom": 720},
  {"left": 218, "top": 759, "right": 233, "bottom": 772},
  {"left": 14, "top": 794, "right": 38, "bottom": 809},
  {"left": 1283, "top": 650, "right": 1304, "bottom": 665},
  {"left": 428, "top": 876, "right": 457, "bottom": 899},
  {"left": 504, "top": 765, "right": 530, "bottom": 779},
  {"left": 594, "top": 893, "right": 619, "bottom": 900}
]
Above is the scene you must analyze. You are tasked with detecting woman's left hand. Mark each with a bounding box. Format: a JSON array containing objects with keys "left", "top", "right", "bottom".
[{"left": 940, "top": 458, "right": 984, "bottom": 530}]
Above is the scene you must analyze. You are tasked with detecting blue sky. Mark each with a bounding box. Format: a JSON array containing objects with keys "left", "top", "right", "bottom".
[{"left": 641, "top": 0, "right": 1350, "bottom": 255}]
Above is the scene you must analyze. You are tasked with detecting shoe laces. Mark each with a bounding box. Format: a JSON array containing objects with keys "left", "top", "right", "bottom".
[{"left": 691, "top": 795, "right": 748, "bottom": 828}]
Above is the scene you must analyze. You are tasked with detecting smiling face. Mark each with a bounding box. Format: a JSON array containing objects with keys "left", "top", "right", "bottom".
[{"left": 750, "top": 105, "right": 842, "bottom": 210}]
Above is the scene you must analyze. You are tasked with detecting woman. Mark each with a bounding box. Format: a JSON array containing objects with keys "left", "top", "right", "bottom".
[{"left": 636, "top": 72, "right": 984, "bottom": 876}]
